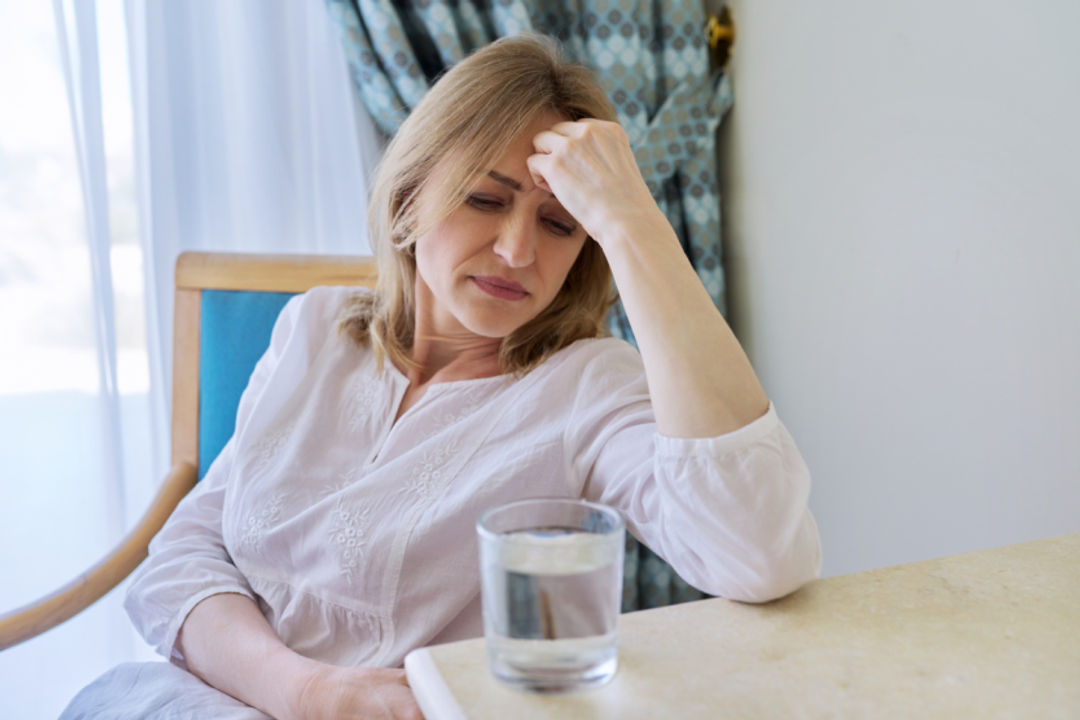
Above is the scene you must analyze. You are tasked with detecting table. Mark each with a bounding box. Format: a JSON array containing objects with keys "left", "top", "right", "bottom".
[{"left": 404, "top": 533, "right": 1080, "bottom": 719}]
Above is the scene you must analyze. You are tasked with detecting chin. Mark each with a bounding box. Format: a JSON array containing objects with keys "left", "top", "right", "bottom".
[
  {"left": 460, "top": 310, "right": 533, "bottom": 340},
  {"left": 464, "top": 320, "right": 522, "bottom": 339}
]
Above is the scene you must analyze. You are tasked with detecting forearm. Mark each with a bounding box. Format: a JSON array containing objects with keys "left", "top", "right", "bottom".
[
  {"left": 177, "top": 592, "right": 315, "bottom": 720},
  {"left": 527, "top": 118, "right": 768, "bottom": 436},
  {"left": 598, "top": 213, "right": 769, "bottom": 437}
]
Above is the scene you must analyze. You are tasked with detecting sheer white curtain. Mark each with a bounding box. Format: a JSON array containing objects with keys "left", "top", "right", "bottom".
[
  {"left": 128, "top": 0, "right": 384, "bottom": 454},
  {"left": 0, "top": 1, "right": 380, "bottom": 716}
]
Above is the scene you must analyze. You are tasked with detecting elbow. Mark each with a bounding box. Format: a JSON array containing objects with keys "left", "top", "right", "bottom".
[
  {"left": 722, "top": 513, "right": 823, "bottom": 604},
  {"left": 726, "top": 563, "right": 816, "bottom": 604}
]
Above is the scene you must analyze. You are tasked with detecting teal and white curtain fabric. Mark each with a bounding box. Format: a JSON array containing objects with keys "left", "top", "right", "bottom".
[{"left": 324, "top": 0, "right": 733, "bottom": 610}]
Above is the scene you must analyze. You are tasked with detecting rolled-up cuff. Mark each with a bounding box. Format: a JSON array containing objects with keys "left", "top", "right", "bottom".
[
  {"left": 161, "top": 586, "right": 256, "bottom": 666},
  {"left": 655, "top": 402, "right": 779, "bottom": 457}
]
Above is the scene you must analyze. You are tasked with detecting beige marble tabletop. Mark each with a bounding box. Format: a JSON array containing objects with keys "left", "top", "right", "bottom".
[{"left": 405, "top": 533, "right": 1080, "bottom": 719}]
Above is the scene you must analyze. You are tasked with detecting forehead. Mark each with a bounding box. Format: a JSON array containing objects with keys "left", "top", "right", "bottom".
[
  {"left": 479, "top": 110, "right": 568, "bottom": 196},
  {"left": 424, "top": 109, "right": 568, "bottom": 196},
  {"left": 494, "top": 109, "right": 567, "bottom": 166}
]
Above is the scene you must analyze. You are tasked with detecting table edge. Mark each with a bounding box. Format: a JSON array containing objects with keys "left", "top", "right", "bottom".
[{"left": 405, "top": 646, "right": 467, "bottom": 720}]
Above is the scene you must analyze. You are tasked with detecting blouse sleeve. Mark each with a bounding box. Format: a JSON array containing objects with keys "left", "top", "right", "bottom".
[
  {"left": 123, "top": 290, "right": 312, "bottom": 662},
  {"left": 566, "top": 341, "right": 823, "bottom": 604}
]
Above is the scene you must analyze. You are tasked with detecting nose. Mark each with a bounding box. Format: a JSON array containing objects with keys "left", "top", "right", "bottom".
[{"left": 492, "top": 211, "right": 536, "bottom": 268}]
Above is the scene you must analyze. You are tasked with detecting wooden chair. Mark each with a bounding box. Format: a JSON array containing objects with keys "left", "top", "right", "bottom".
[{"left": 0, "top": 252, "right": 377, "bottom": 650}]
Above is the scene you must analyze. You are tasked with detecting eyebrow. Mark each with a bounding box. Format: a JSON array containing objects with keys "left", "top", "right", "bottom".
[
  {"left": 487, "top": 170, "right": 555, "bottom": 199},
  {"left": 487, "top": 170, "right": 523, "bottom": 191}
]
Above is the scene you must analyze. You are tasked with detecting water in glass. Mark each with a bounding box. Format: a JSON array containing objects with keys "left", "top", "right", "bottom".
[{"left": 482, "top": 526, "right": 622, "bottom": 692}]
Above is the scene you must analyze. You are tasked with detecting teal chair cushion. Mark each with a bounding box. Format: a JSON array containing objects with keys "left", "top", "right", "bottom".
[{"left": 198, "top": 289, "right": 297, "bottom": 479}]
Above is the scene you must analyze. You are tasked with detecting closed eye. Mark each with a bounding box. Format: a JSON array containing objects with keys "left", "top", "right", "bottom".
[
  {"left": 468, "top": 194, "right": 577, "bottom": 236},
  {"left": 466, "top": 194, "right": 503, "bottom": 211},
  {"left": 544, "top": 218, "right": 577, "bottom": 236}
]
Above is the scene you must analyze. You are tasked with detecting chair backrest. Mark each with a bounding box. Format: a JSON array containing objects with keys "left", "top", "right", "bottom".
[{"left": 172, "top": 252, "right": 378, "bottom": 479}]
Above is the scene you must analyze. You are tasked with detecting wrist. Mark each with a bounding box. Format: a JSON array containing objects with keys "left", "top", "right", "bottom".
[
  {"left": 268, "top": 646, "right": 321, "bottom": 720},
  {"left": 591, "top": 210, "right": 681, "bottom": 257}
]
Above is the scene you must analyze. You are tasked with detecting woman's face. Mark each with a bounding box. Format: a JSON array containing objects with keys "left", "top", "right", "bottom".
[{"left": 412, "top": 111, "right": 588, "bottom": 341}]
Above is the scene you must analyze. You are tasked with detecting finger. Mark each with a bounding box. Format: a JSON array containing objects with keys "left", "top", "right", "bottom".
[
  {"left": 525, "top": 154, "right": 554, "bottom": 194},
  {"left": 383, "top": 668, "right": 408, "bottom": 684},
  {"left": 531, "top": 128, "right": 567, "bottom": 155},
  {"left": 549, "top": 118, "right": 604, "bottom": 137},
  {"left": 385, "top": 686, "right": 424, "bottom": 720},
  {"left": 365, "top": 667, "right": 408, "bottom": 685}
]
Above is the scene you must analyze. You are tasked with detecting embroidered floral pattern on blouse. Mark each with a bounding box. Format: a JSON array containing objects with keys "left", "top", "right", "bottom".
[
  {"left": 251, "top": 424, "right": 294, "bottom": 476},
  {"left": 400, "top": 441, "right": 459, "bottom": 502},
  {"left": 240, "top": 492, "right": 286, "bottom": 551},
  {"left": 317, "top": 465, "right": 361, "bottom": 502},
  {"left": 329, "top": 495, "right": 372, "bottom": 580},
  {"left": 434, "top": 393, "right": 485, "bottom": 428}
]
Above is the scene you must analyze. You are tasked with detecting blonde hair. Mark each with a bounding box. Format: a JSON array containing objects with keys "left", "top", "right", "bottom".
[{"left": 340, "top": 33, "right": 618, "bottom": 375}]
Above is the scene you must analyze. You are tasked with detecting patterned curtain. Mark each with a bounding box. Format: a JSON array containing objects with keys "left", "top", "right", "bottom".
[{"left": 324, "top": 0, "right": 732, "bottom": 610}]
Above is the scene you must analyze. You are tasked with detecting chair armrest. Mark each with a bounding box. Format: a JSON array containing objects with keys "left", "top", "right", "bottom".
[{"left": 0, "top": 462, "right": 198, "bottom": 650}]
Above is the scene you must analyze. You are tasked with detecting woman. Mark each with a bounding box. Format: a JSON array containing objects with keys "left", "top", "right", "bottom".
[{"left": 63, "top": 34, "right": 820, "bottom": 720}]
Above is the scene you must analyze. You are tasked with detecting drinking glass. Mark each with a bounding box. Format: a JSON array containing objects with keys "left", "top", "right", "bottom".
[{"left": 477, "top": 497, "right": 625, "bottom": 692}]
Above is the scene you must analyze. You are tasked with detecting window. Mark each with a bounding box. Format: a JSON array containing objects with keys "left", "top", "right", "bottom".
[{"left": 0, "top": 2, "right": 157, "bottom": 715}]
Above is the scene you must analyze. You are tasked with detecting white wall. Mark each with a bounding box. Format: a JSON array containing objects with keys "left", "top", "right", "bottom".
[{"left": 720, "top": 0, "right": 1080, "bottom": 577}]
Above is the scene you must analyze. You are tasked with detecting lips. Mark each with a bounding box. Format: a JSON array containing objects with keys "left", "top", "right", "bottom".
[{"left": 471, "top": 275, "right": 528, "bottom": 301}]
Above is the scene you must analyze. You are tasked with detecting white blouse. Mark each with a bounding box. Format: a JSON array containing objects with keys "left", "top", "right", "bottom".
[{"left": 125, "top": 285, "right": 822, "bottom": 670}]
